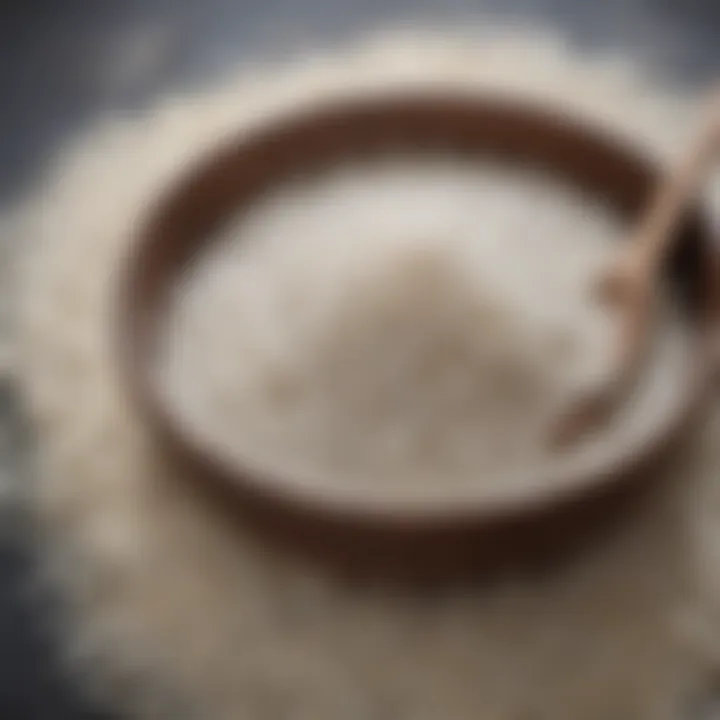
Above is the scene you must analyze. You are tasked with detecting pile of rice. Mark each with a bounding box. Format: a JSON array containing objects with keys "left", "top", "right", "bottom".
[
  {"left": 160, "top": 158, "right": 689, "bottom": 493},
  {"left": 11, "top": 26, "right": 720, "bottom": 720}
]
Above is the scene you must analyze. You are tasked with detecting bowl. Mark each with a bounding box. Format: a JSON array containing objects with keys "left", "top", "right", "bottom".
[{"left": 117, "top": 93, "right": 719, "bottom": 583}]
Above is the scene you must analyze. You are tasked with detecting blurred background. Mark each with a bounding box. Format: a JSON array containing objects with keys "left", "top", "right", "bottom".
[{"left": 0, "top": 1, "right": 718, "bottom": 718}]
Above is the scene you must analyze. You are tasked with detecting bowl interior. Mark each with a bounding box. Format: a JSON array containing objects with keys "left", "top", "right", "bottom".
[{"left": 118, "top": 93, "right": 714, "bottom": 522}]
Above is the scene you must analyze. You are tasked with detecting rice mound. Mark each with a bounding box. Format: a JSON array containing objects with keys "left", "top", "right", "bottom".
[
  {"left": 162, "top": 202, "right": 575, "bottom": 490},
  {"left": 159, "top": 154, "right": 687, "bottom": 494}
]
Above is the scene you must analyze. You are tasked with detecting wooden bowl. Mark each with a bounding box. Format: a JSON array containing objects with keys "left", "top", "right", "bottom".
[{"left": 117, "top": 93, "right": 720, "bottom": 583}]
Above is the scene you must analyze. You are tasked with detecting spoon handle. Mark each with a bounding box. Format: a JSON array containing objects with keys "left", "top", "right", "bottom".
[
  {"left": 630, "top": 91, "right": 720, "bottom": 274},
  {"left": 553, "top": 88, "right": 720, "bottom": 447}
]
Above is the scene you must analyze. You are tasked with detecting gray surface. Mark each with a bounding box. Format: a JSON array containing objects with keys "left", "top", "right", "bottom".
[
  {"left": 0, "top": 1, "right": 717, "bottom": 718},
  {"left": 1, "top": 0, "right": 719, "bottom": 209}
]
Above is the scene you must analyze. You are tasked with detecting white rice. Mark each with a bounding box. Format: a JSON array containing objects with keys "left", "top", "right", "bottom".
[{"left": 159, "top": 156, "right": 691, "bottom": 494}]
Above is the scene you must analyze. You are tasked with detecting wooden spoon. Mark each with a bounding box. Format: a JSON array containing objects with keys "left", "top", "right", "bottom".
[{"left": 552, "top": 89, "right": 720, "bottom": 447}]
